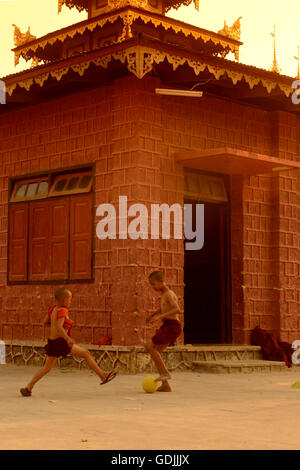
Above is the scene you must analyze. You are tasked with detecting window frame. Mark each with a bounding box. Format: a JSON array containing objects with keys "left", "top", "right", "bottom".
[
  {"left": 10, "top": 176, "right": 49, "bottom": 203},
  {"left": 184, "top": 171, "right": 228, "bottom": 203},
  {"left": 7, "top": 165, "right": 95, "bottom": 285},
  {"left": 48, "top": 171, "right": 93, "bottom": 198}
]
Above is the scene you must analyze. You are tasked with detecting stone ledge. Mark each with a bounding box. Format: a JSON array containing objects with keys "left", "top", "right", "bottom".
[
  {"left": 2, "top": 341, "right": 265, "bottom": 374},
  {"left": 4, "top": 341, "right": 197, "bottom": 374}
]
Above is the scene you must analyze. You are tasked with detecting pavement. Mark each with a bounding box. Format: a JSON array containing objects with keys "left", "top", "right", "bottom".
[{"left": 1, "top": 364, "right": 300, "bottom": 450}]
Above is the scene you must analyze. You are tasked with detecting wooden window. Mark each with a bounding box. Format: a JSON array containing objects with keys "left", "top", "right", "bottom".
[
  {"left": 70, "top": 195, "right": 92, "bottom": 280},
  {"left": 27, "top": 199, "right": 70, "bottom": 281},
  {"left": 10, "top": 177, "right": 49, "bottom": 202},
  {"left": 28, "top": 201, "right": 49, "bottom": 281},
  {"left": 48, "top": 198, "right": 69, "bottom": 280},
  {"left": 8, "top": 204, "right": 28, "bottom": 282},
  {"left": 49, "top": 172, "right": 93, "bottom": 197},
  {"left": 184, "top": 172, "right": 228, "bottom": 203},
  {"left": 8, "top": 168, "right": 93, "bottom": 283}
]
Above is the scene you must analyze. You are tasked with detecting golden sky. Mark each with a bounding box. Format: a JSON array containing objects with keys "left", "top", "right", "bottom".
[{"left": 0, "top": 0, "right": 299, "bottom": 79}]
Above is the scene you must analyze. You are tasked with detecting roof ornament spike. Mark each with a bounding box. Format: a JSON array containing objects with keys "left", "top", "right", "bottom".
[
  {"left": 218, "top": 16, "right": 242, "bottom": 41},
  {"left": 270, "top": 24, "right": 281, "bottom": 74}
]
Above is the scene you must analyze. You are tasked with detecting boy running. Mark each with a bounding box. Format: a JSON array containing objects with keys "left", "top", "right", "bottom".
[
  {"left": 145, "top": 271, "right": 182, "bottom": 392},
  {"left": 20, "top": 287, "right": 117, "bottom": 396}
]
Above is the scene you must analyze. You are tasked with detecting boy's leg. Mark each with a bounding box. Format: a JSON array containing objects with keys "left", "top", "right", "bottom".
[
  {"left": 145, "top": 341, "right": 171, "bottom": 382},
  {"left": 70, "top": 344, "right": 116, "bottom": 383},
  {"left": 155, "top": 344, "right": 173, "bottom": 392},
  {"left": 23, "top": 356, "right": 57, "bottom": 393}
]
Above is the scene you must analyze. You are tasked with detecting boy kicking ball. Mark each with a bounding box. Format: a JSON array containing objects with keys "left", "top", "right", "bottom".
[
  {"left": 20, "top": 287, "right": 117, "bottom": 397},
  {"left": 145, "top": 271, "right": 182, "bottom": 392}
]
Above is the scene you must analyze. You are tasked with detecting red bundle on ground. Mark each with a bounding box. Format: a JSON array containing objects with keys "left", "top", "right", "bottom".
[{"left": 250, "top": 326, "right": 293, "bottom": 368}]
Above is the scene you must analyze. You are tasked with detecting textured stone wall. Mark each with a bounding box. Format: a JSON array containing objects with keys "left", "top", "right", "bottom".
[{"left": 0, "top": 75, "right": 299, "bottom": 344}]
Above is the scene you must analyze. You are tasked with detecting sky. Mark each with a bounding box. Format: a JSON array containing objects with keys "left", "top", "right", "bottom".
[{"left": 0, "top": 0, "right": 299, "bottom": 79}]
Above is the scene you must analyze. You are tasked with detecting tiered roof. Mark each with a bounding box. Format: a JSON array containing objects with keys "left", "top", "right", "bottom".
[{"left": 1, "top": 1, "right": 298, "bottom": 115}]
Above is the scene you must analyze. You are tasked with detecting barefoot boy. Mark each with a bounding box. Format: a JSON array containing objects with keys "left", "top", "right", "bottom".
[
  {"left": 145, "top": 271, "right": 182, "bottom": 392},
  {"left": 20, "top": 287, "right": 117, "bottom": 396}
]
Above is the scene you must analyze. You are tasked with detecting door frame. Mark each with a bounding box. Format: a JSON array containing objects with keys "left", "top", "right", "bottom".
[{"left": 183, "top": 170, "right": 232, "bottom": 344}]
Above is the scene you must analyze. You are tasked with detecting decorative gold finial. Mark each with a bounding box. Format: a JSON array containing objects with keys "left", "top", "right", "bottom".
[
  {"left": 218, "top": 16, "right": 242, "bottom": 41},
  {"left": 12, "top": 24, "right": 38, "bottom": 67},
  {"left": 294, "top": 46, "right": 300, "bottom": 80},
  {"left": 12, "top": 24, "right": 36, "bottom": 47},
  {"left": 270, "top": 24, "right": 281, "bottom": 74}
]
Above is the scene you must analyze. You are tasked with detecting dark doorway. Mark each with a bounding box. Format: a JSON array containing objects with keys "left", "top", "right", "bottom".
[{"left": 184, "top": 200, "right": 231, "bottom": 344}]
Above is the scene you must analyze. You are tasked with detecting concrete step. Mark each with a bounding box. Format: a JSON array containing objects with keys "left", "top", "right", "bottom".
[
  {"left": 192, "top": 360, "right": 287, "bottom": 374},
  {"left": 174, "top": 345, "right": 264, "bottom": 362}
]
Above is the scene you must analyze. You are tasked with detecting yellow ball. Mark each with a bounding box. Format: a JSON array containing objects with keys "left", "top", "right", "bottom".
[
  {"left": 292, "top": 381, "right": 300, "bottom": 388},
  {"left": 142, "top": 376, "right": 158, "bottom": 393}
]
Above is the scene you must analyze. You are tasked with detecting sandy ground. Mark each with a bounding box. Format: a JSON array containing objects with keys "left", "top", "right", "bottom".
[{"left": 1, "top": 364, "right": 300, "bottom": 450}]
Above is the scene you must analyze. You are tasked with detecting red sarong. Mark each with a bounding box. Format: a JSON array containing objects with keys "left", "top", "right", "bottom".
[
  {"left": 44, "top": 337, "right": 71, "bottom": 357},
  {"left": 152, "top": 319, "right": 182, "bottom": 346}
]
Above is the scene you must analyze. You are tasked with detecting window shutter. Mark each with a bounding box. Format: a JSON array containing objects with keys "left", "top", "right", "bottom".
[
  {"left": 9, "top": 204, "right": 28, "bottom": 281},
  {"left": 70, "top": 194, "right": 92, "bottom": 280},
  {"left": 28, "top": 201, "right": 50, "bottom": 281},
  {"left": 49, "top": 198, "right": 69, "bottom": 280}
]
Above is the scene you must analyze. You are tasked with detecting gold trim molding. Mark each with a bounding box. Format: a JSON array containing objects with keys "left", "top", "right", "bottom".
[
  {"left": 14, "top": 8, "right": 241, "bottom": 66},
  {"left": 57, "top": 0, "right": 199, "bottom": 14},
  {"left": 6, "top": 45, "right": 294, "bottom": 98}
]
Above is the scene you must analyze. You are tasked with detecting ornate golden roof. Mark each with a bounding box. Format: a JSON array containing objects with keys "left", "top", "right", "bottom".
[
  {"left": 4, "top": 38, "right": 295, "bottom": 100},
  {"left": 4, "top": 1, "right": 295, "bottom": 110},
  {"left": 12, "top": 6, "right": 242, "bottom": 66}
]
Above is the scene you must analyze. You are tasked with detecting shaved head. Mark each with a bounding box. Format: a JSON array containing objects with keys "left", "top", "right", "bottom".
[
  {"left": 148, "top": 271, "right": 164, "bottom": 282},
  {"left": 54, "top": 287, "right": 72, "bottom": 300}
]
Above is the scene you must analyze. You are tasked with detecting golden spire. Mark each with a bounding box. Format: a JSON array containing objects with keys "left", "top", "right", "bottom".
[
  {"left": 294, "top": 46, "right": 300, "bottom": 79},
  {"left": 270, "top": 24, "right": 281, "bottom": 74}
]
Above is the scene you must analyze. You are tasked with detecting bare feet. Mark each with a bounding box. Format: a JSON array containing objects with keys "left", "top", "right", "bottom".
[
  {"left": 155, "top": 374, "right": 172, "bottom": 382},
  {"left": 20, "top": 387, "right": 32, "bottom": 397},
  {"left": 157, "top": 383, "right": 172, "bottom": 392}
]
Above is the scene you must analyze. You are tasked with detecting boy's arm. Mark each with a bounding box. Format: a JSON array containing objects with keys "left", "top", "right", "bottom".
[
  {"left": 56, "top": 318, "right": 75, "bottom": 346},
  {"left": 149, "top": 293, "right": 181, "bottom": 322},
  {"left": 156, "top": 292, "right": 181, "bottom": 320},
  {"left": 43, "top": 314, "right": 50, "bottom": 325},
  {"left": 146, "top": 307, "right": 161, "bottom": 322}
]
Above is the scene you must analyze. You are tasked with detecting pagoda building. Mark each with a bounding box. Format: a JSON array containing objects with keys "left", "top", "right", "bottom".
[{"left": 0, "top": 0, "right": 300, "bottom": 350}]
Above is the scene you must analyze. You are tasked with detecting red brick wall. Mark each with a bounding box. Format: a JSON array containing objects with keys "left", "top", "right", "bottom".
[
  {"left": 0, "top": 85, "right": 115, "bottom": 344},
  {"left": 137, "top": 79, "right": 300, "bottom": 344},
  {"left": 0, "top": 75, "right": 299, "bottom": 345}
]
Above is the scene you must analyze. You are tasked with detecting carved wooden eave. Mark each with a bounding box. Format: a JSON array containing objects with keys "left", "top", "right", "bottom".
[
  {"left": 4, "top": 37, "right": 296, "bottom": 104},
  {"left": 12, "top": 7, "right": 242, "bottom": 67},
  {"left": 58, "top": 0, "right": 199, "bottom": 14},
  {"left": 58, "top": 0, "right": 87, "bottom": 13}
]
